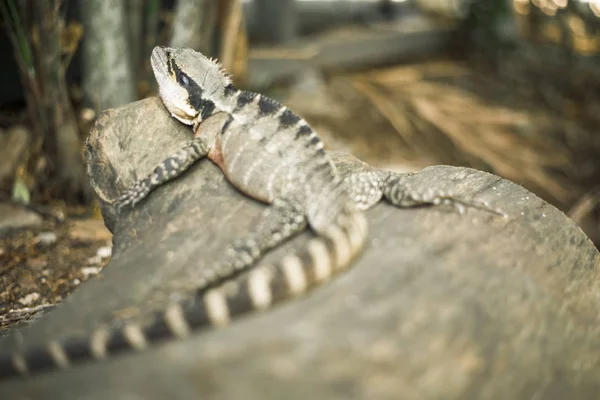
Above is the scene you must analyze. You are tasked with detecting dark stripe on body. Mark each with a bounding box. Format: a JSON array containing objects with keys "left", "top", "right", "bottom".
[
  {"left": 179, "top": 302, "right": 210, "bottom": 329},
  {"left": 63, "top": 338, "right": 93, "bottom": 363},
  {"left": 221, "top": 115, "right": 234, "bottom": 135},
  {"left": 236, "top": 91, "right": 256, "bottom": 110},
  {"left": 279, "top": 109, "right": 301, "bottom": 128},
  {"left": 223, "top": 284, "right": 254, "bottom": 318},
  {"left": 257, "top": 96, "right": 282, "bottom": 117},
  {"left": 224, "top": 84, "right": 237, "bottom": 97},
  {"left": 0, "top": 355, "right": 15, "bottom": 377},
  {"left": 106, "top": 329, "right": 129, "bottom": 354},
  {"left": 297, "top": 246, "right": 316, "bottom": 278},
  {"left": 144, "top": 315, "right": 173, "bottom": 341},
  {"left": 296, "top": 125, "right": 312, "bottom": 139},
  {"left": 23, "top": 350, "right": 54, "bottom": 374}
]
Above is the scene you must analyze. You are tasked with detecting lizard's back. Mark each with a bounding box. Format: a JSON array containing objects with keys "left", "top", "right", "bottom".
[{"left": 212, "top": 92, "right": 355, "bottom": 232}]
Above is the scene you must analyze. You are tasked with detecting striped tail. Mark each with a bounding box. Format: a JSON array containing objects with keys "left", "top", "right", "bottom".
[{"left": 0, "top": 211, "right": 368, "bottom": 380}]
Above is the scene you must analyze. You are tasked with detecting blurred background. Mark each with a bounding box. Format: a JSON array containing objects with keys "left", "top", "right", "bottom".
[{"left": 1, "top": 0, "right": 600, "bottom": 328}]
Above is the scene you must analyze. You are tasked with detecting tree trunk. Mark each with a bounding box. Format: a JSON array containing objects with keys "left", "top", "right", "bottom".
[
  {"left": 80, "top": 0, "right": 136, "bottom": 112},
  {"left": 218, "top": 0, "right": 248, "bottom": 78},
  {"left": 142, "top": 0, "right": 162, "bottom": 93},
  {"left": 253, "top": 0, "right": 296, "bottom": 44},
  {"left": 28, "top": 0, "right": 91, "bottom": 203},
  {"left": 126, "top": 0, "right": 144, "bottom": 83},
  {"left": 169, "top": 0, "right": 217, "bottom": 54}
]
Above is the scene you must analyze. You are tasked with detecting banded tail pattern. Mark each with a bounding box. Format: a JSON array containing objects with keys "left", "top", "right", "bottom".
[{"left": 0, "top": 211, "right": 367, "bottom": 379}]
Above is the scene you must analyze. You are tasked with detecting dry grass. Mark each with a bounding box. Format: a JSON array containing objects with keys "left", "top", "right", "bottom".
[{"left": 288, "top": 59, "right": 600, "bottom": 243}]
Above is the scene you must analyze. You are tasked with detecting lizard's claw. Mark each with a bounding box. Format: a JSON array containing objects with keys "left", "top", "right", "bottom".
[
  {"left": 114, "top": 192, "right": 134, "bottom": 213},
  {"left": 114, "top": 184, "right": 151, "bottom": 213},
  {"left": 433, "top": 196, "right": 508, "bottom": 218}
]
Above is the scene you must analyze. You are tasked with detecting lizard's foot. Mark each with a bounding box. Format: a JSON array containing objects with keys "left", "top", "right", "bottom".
[
  {"left": 343, "top": 170, "right": 386, "bottom": 211},
  {"left": 114, "top": 137, "right": 210, "bottom": 213},
  {"left": 114, "top": 181, "right": 152, "bottom": 212},
  {"left": 421, "top": 194, "right": 506, "bottom": 217},
  {"left": 193, "top": 199, "right": 307, "bottom": 290},
  {"left": 188, "top": 238, "right": 265, "bottom": 291},
  {"left": 383, "top": 173, "right": 508, "bottom": 218}
]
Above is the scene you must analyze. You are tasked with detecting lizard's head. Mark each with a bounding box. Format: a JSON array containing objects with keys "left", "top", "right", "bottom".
[{"left": 151, "top": 46, "right": 231, "bottom": 126}]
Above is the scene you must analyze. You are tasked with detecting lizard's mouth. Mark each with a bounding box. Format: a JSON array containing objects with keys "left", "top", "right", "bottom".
[{"left": 169, "top": 107, "right": 197, "bottom": 125}]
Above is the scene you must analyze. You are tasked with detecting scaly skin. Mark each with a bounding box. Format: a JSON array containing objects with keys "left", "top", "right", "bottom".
[{"left": 0, "top": 47, "right": 505, "bottom": 379}]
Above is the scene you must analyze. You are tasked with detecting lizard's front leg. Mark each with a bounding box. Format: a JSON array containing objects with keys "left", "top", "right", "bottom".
[
  {"left": 115, "top": 137, "right": 209, "bottom": 211},
  {"left": 192, "top": 198, "right": 308, "bottom": 289}
]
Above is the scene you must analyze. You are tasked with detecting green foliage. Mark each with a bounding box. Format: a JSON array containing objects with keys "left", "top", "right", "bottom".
[
  {"left": 0, "top": 0, "right": 34, "bottom": 74},
  {"left": 146, "top": 0, "right": 161, "bottom": 18},
  {"left": 12, "top": 177, "right": 30, "bottom": 205}
]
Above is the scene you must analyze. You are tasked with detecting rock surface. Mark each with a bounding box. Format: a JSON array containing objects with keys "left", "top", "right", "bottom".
[
  {"left": 1, "top": 97, "right": 600, "bottom": 399},
  {"left": 0, "top": 203, "right": 43, "bottom": 234}
]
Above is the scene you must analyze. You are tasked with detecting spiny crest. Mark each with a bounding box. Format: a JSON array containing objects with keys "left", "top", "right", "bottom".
[
  {"left": 207, "top": 56, "right": 232, "bottom": 85},
  {"left": 165, "top": 47, "right": 231, "bottom": 95}
]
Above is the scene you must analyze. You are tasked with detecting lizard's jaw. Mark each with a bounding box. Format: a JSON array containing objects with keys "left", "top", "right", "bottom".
[{"left": 169, "top": 108, "right": 195, "bottom": 126}]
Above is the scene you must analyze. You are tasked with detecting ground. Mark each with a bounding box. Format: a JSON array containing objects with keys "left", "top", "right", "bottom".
[{"left": 0, "top": 207, "right": 111, "bottom": 333}]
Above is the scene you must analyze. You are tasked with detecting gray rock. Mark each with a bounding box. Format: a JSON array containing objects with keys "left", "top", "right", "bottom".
[
  {"left": 35, "top": 232, "right": 57, "bottom": 248},
  {"left": 0, "top": 203, "right": 42, "bottom": 234},
  {"left": 1, "top": 97, "right": 599, "bottom": 399}
]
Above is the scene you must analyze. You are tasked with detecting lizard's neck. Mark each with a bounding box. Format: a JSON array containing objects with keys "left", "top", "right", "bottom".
[
  {"left": 202, "top": 83, "right": 267, "bottom": 129},
  {"left": 204, "top": 83, "right": 237, "bottom": 116}
]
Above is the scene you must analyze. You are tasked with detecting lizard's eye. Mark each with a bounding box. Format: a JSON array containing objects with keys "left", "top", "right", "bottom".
[{"left": 178, "top": 73, "right": 190, "bottom": 87}]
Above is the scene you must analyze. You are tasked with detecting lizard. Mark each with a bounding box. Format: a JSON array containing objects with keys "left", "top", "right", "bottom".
[{"left": 0, "top": 47, "right": 505, "bottom": 379}]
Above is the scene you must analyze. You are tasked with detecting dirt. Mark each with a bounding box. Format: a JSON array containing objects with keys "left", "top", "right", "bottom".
[{"left": 0, "top": 210, "right": 112, "bottom": 333}]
